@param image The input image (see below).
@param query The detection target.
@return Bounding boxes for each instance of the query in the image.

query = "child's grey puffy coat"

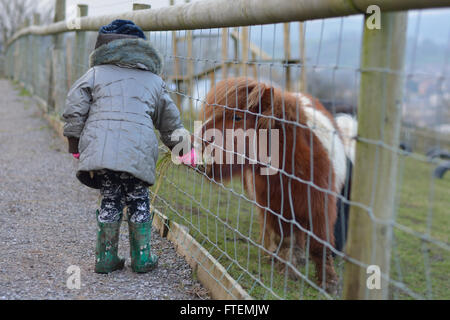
[62,38,188,189]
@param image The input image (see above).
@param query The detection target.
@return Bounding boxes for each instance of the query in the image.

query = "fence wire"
[3,4,450,300]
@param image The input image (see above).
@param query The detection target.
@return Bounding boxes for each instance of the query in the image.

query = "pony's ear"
[252,85,279,130]
[245,81,267,112]
[256,87,302,130]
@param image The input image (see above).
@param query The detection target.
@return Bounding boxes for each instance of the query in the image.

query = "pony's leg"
[258,208,267,248]
[244,170,273,251]
[309,221,338,294]
[275,228,307,279]
[293,228,306,266]
[296,229,306,250]
[257,207,279,254]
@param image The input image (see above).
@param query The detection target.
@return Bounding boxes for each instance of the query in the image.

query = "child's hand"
[72,153,80,160]
[178,148,197,167]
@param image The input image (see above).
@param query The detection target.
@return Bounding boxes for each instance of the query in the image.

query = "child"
[62,20,191,274]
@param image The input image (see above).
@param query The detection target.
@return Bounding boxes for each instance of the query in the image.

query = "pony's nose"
[196,163,212,177]
[193,122,212,151]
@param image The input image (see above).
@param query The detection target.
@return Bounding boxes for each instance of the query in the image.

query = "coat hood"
[89,38,163,75]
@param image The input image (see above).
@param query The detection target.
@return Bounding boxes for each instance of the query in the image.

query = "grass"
[18,87,32,97]
[11,80,31,97]
[11,81,32,98]
[152,148,449,300]
[389,155,450,299]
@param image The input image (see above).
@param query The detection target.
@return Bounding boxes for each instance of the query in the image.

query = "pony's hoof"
[293,247,306,266]
[317,277,339,296]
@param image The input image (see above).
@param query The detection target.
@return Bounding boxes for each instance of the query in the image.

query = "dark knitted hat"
[95,20,146,49]
[99,19,146,39]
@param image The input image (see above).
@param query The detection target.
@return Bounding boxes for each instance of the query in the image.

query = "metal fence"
[4,0,450,299]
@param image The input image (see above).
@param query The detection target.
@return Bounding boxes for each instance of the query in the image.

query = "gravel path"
[0,79,208,300]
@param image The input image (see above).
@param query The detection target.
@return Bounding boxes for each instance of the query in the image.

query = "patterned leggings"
[98,170,151,223]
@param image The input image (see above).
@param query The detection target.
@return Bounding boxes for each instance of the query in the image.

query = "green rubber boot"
[95,211,125,274]
[128,216,158,273]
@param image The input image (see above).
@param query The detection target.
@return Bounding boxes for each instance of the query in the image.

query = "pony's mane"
[199,77,316,127]
[199,78,262,121]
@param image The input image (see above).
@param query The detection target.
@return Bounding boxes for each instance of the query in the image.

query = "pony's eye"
[234,114,243,121]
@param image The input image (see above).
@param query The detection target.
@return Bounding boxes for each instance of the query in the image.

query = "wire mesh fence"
[3,0,449,300]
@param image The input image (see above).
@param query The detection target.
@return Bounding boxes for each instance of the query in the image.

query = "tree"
[0,0,54,52]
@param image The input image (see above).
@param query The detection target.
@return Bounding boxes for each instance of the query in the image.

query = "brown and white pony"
[197,77,348,292]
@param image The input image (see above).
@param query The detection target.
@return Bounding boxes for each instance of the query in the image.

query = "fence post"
[283,22,292,91]
[24,19,31,89]
[66,36,73,90]
[133,3,151,10]
[241,27,249,77]
[184,0,195,116]
[343,11,408,300]
[4,49,9,78]
[54,0,66,45]
[298,22,307,93]
[133,3,151,39]
[232,28,239,76]
[221,28,229,79]
[47,0,66,114]
[169,0,182,111]
[13,39,19,82]
[2,47,7,78]
[74,4,89,81]
[32,14,41,96]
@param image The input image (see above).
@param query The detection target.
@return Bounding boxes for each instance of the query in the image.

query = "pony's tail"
[335,114,357,164]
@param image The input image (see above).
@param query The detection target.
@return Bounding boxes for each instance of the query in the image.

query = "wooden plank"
[152,208,252,300]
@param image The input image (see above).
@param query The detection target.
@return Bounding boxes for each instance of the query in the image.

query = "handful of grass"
[151,148,203,209]
[151,150,173,208]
